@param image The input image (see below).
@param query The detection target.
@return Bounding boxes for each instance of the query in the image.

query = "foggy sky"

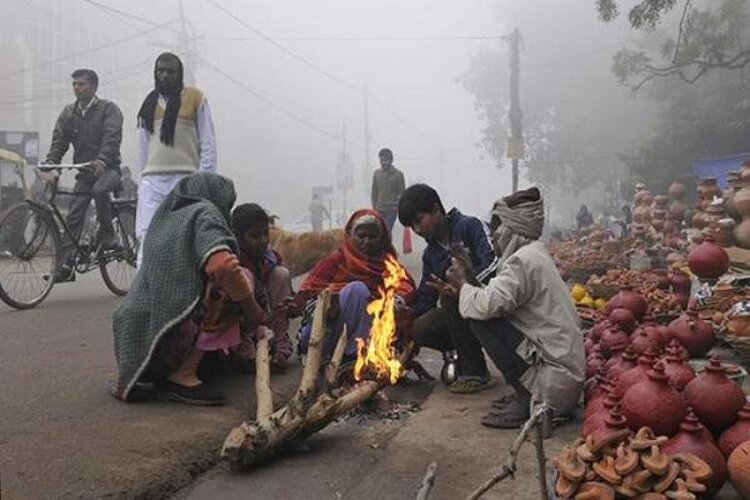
[0,0,654,225]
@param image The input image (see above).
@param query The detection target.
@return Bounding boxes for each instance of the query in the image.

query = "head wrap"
[490,187,544,264]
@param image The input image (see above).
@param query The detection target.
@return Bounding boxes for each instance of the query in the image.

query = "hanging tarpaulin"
[692,153,750,189]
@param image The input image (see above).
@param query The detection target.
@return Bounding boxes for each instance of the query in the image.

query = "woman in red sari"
[294,208,415,362]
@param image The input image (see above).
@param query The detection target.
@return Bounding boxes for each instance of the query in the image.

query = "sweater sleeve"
[45,108,71,164]
[196,98,218,172]
[458,254,527,320]
[97,102,123,168]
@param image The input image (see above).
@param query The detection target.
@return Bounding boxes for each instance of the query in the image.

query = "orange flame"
[354,254,408,384]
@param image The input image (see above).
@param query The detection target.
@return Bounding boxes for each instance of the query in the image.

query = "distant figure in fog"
[121,166,138,200]
[308,194,329,232]
[576,204,594,229]
[371,148,405,231]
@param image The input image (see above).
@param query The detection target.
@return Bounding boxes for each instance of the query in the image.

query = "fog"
[0,0,659,226]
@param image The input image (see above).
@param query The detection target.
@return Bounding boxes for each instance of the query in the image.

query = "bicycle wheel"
[100,205,137,296]
[0,202,60,309]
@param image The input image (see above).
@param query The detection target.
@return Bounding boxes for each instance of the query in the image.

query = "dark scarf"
[137,53,184,146]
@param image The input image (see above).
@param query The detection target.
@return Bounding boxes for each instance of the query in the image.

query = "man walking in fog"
[308,194,329,232]
[371,148,405,231]
[135,52,217,266]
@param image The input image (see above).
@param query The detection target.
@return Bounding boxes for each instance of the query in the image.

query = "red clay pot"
[606,286,648,321]
[629,325,662,355]
[622,361,688,437]
[728,440,750,499]
[586,352,605,380]
[660,350,695,391]
[669,270,692,294]
[607,345,638,382]
[684,355,745,435]
[662,408,728,497]
[664,338,690,361]
[608,308,637,333]
[719,402,750,458]
[589,405,632,446]
[667,311,715,358]
[599,326,631,356]
[617,348,658,393]
[688,236,730,280]
[582,389,623,437]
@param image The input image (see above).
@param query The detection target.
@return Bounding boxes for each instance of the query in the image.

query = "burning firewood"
[222,255,413,468]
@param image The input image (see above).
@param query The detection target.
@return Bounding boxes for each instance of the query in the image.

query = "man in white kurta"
[447,187,585,428]
[135,53,217,266]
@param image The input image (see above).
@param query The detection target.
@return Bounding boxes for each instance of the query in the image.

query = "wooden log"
[325,326,348,388]
[416,461,438,500]
[254,328,273,420]
[294,290,330,407]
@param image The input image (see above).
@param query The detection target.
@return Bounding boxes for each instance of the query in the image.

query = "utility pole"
[178,0,197,84]
[363,85,372,198]
[506,28,524,192]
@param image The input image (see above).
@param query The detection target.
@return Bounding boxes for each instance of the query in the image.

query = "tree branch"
[672,0,692,62]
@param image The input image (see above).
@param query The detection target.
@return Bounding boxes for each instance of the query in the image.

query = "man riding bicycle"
[43,68,124,282]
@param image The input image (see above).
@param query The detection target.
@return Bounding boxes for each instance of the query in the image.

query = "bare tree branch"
[673,0,693,62]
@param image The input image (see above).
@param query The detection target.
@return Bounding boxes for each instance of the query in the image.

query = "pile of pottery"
[554,427,712,498]
[587,270,690,315]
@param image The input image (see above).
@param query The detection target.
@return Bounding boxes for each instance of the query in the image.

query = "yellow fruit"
[594,298,607,310]
[570,284,587,302]
[579,295,594,308]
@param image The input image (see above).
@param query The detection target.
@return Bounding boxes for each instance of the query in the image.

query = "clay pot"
[687,236,729,281]
[608,308,637,333]
[607,346,638,382]
[697,177,720,202]
[582,390,623,437]
[684,355,746,435]
[630,325,663,356]
[589,405,632,446]
[667,311,715,358]
[661,349,695,391]
[668,180,687,200]
[727,439,750,499]
[589,320,611,343]
[606,286,648,321]
[734,218,750,250]
[669,271,692,295]
[668,199,687,222]
[585,366,612,404]
[622,361,688,437]
[719,402,750,458]
[586,351,605,380]
[662,408,728,497]
[599,326,631,356]
[664,339,690,361]
[734,182,750,216]
[617,348,659,393]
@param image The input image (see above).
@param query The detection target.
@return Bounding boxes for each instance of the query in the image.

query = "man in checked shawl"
[111,172,267,406]
[444,187,585,428]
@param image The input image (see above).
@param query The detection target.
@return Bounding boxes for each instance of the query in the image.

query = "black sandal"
[490,393,518,409]
[481,400,530,429]
[156,380,226,406]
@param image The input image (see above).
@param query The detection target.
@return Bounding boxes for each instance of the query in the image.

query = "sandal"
[490,393,518,409]
[448,376,496,394]
[481,399,531,429]
[156,380,226,406]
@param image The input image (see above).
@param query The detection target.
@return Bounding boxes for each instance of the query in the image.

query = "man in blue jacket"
[398,184,498,393]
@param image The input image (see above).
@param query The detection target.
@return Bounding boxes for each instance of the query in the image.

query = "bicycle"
[0,163,137,309]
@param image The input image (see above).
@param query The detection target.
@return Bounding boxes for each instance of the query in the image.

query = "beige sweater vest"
[142,87,203,175]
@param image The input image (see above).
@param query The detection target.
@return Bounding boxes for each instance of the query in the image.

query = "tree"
[598,0,750,90]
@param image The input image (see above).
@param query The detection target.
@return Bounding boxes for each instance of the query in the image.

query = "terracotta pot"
[661,349,695,390]
[606,286,648,321]
[734,218,750,250]
[668,180,687,200]
[719,402,750,458]
[599,326,631,356]
[589,405,632,446]
[608,308,637,333]
[617,348,658,393]
[662,408,728,497]
[622,361,688,437]
[691,207,707,229]
[586,351,605,380]
[664,339,690,361]
[669,271,692,294]
[585,366,612,404]
[582,390,623,437]
[667,311,715,358]
[735,183,750,216]
[684,355,745,435]
[687,236,729,281]
[607,345,638,382]
[629,326,662,356]
[698,177,720,202]
[603,344,627,371]
[727,439,750,499]
[668,199,687,222]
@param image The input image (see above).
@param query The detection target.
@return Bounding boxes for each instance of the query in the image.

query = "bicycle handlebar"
[35,162,92,170]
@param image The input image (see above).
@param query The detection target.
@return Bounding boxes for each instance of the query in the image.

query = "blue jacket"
[412,208,498,316]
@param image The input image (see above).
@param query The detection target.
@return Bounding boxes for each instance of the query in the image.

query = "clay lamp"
[622,361,688,437]
[573,482,615,500]
[660,348,695,391]
[662,408,728,497]
[607,345,638,382]
[555,444,587,483]
[684,355,745,435]
[617,347,659,393]
[718,401,750,458]
[666,311,715,358]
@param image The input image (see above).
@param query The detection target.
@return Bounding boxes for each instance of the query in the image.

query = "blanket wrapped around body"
[112,172,238,401]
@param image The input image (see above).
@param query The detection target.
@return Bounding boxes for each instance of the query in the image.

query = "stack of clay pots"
[733,165,750,249]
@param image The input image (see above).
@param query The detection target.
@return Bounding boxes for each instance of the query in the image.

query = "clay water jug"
[622,361,688,437]
[684,356,745,435]
[687,236,729,281]
[719,402,750,458]
[606,286,648,321]
[667,311,715,358]
[668,180,687,200]
[607,345,638,381]
[617,348,658,393]
[660,349,695,391]
[582,389,623,437]
[586,351,605,380]
[662,409,727,497]
[629,325,662,355]
[723,171,741,219]
[727,440,750,499]
[669,270,692,294]
[599,326,631,356]
[608,308,637,333]
[664,338,690,361]
[589,405,632,446]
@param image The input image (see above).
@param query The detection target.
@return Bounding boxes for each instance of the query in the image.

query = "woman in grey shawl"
[445,187,585,428]
[111,172,266,406]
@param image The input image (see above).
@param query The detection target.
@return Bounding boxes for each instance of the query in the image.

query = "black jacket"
[45,98,123,169]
